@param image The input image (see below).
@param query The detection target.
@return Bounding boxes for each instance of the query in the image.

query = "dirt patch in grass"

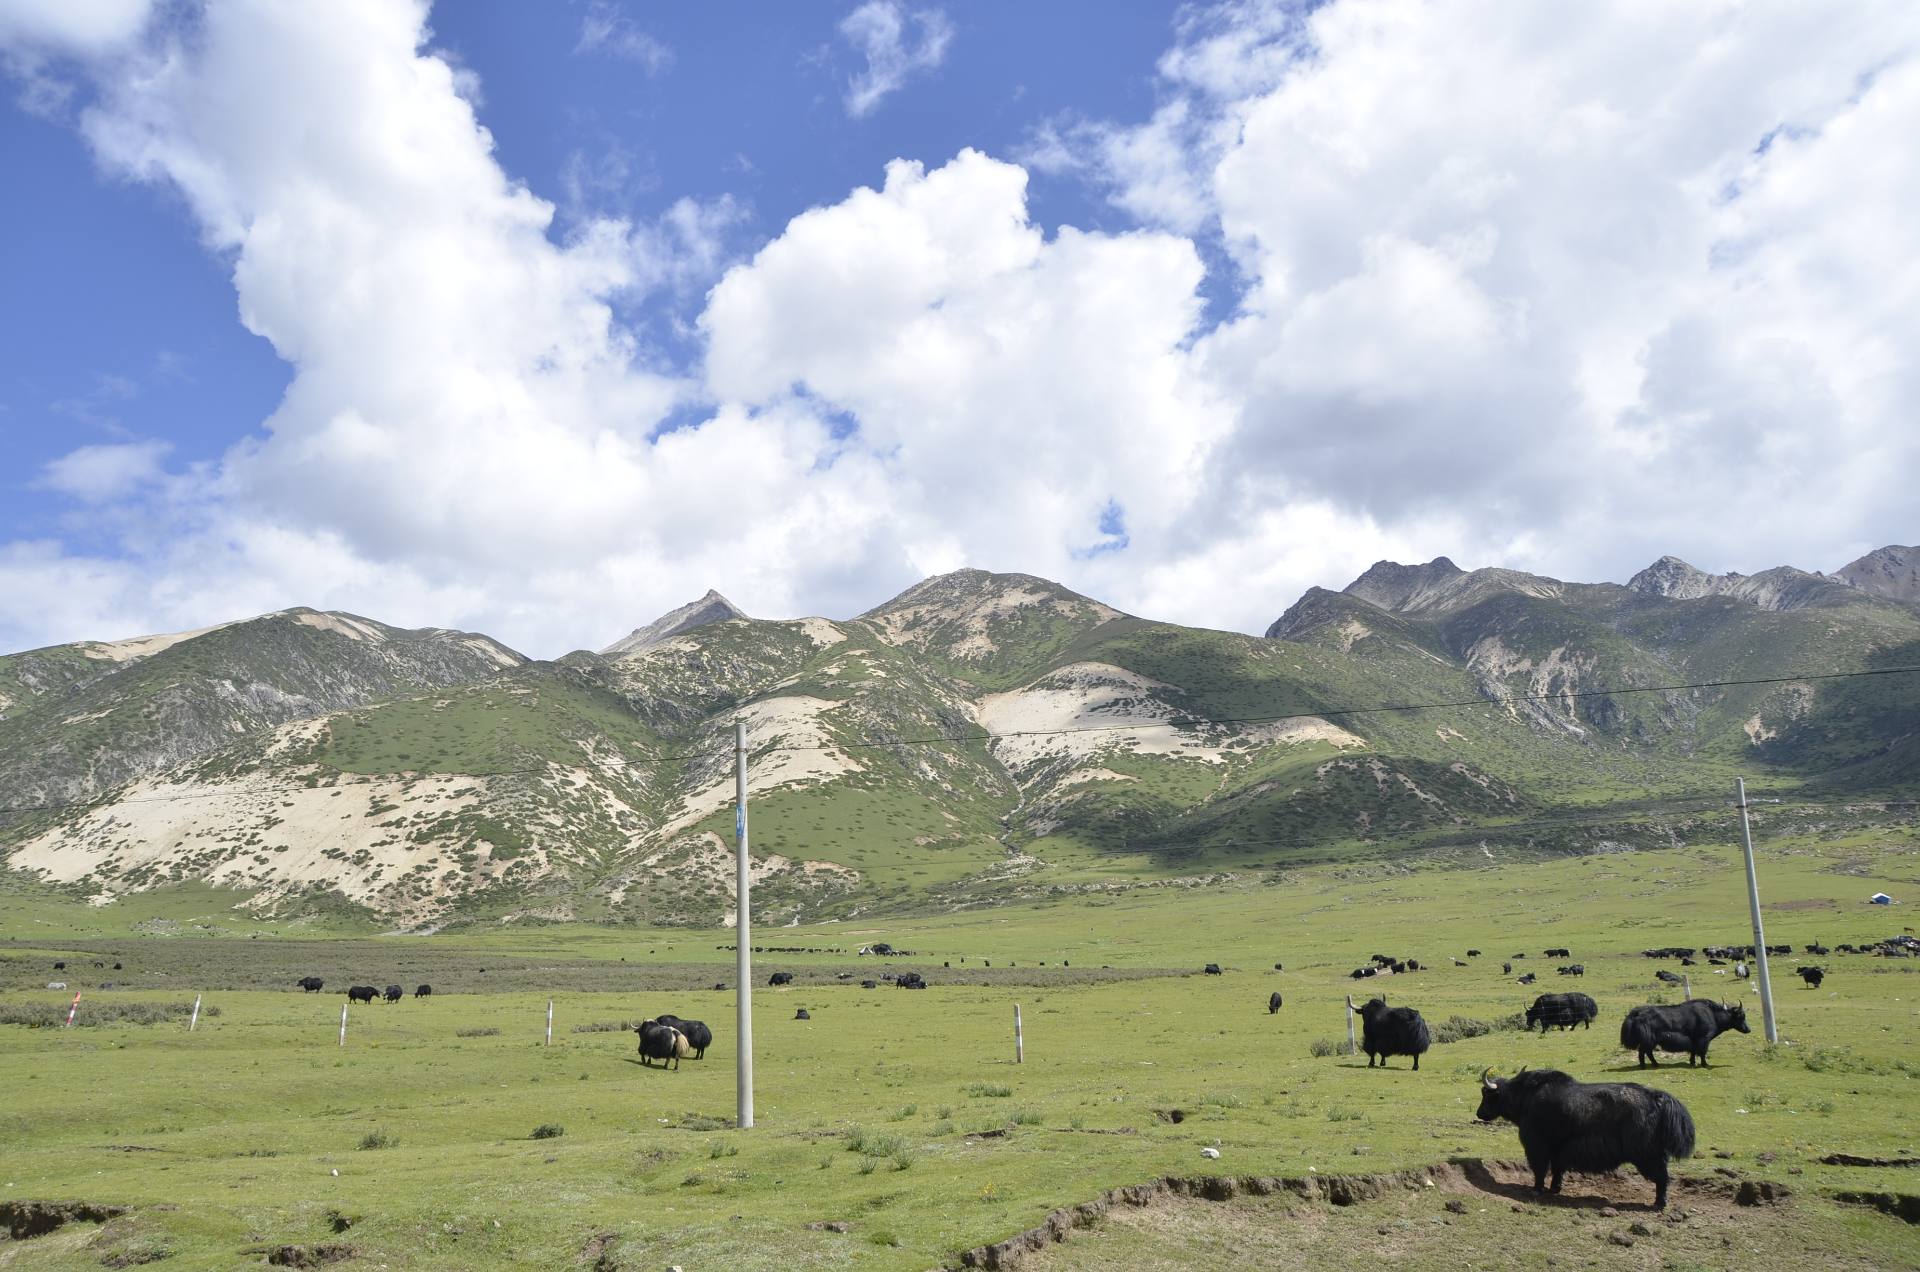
[1768,898,1837,911]
[259,1242,357,1267]
[954,1159,1912,1272]
[1,1199,129,1240]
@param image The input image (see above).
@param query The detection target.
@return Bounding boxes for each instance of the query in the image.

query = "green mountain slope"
[2,553,1916,927]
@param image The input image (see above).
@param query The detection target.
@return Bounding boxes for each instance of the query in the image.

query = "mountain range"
[2,546,1915,928]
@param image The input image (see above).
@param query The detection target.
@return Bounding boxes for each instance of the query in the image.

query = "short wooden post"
[1345,995,1356,1055]
[1013,1004,1024,1064]
[64,991,81,1029]
[546,999,554,1047]
[1682,975,1692,1001]
[339,1003,348,1048]
[189,994,202,1032]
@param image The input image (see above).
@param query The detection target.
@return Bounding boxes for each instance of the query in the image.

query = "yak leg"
[1642,1158,1670,1210]
[1549,1163,1564,1194]
[1411,1053,1420,1071]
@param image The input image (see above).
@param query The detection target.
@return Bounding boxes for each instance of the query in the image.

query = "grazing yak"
[1556,964,1585,977]
[1620,1001,1750,1068]
[1517,972,1537,985]
[414,984,432,998]
[1203,963,1223,975]
[1527,992,1599,1032]
[297,977,324,993]
[346,985,377,1004]
[1466,949,1482,958]
[383,985,403,1003]
[655,1014,712,1059]
[1544,948,1571,958]
[1654,969,1684,986]
[795,1009,811,1020]
[896,972,928,989]
[1268,991,1283,1015]
[1798,966,1825,989]
[769,972,794,987]
[1356,998,1431,1071]
[1476,1067,1696,1210]
[636,1020,692,1069]
[1502,962,1512,975]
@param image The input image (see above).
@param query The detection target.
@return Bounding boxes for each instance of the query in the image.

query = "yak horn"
[1481,1067,1497,1088]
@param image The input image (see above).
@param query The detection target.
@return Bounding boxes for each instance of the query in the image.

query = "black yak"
[861,979,877,989]
[1356,998,1431,1071]
[769,972,794,986]
[795,1008,810,1020]
[383,984,403,1003]
[1267,991,1283,1015]
[1620,1001,1749,1068]
[1517,972,1537,985]
[636,1019,691,1069]
[655,1014,712,1059]
[297,976,324,993]
[1654,969,1684,985]
[345,985,377,1004]
[1502,962,1512,975]
[1556,964,1585,977]
[1467,949,1481,957]
[1475,1067,1696,1209]
[1203,963,1223,975]
[1798,966,1825,989]
[1526,992,1599,1032]
[414,984,431,998]
[896,972,927,989]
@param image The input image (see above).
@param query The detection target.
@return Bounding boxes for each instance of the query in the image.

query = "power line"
[1,665,1915,819]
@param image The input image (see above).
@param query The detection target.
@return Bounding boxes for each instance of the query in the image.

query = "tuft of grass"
[530,1124,565,1140]
[570,1020,626,1033]
[890,1103,917,1121]
[455,1026,500,1038]
[963,1082,1012,1098]
[708,1140,738,1159]
[1308,1037,1348,1058]
[1325,1106,1361,1123]
[846,1128,908,1156]
[1429,1015,1496,1045]
[357,1130,397,1150]
[1198,1092,1242,1109]
[1009,1109,1043,1126]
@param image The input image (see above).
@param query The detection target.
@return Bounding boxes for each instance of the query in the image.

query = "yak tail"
[1411,1017,1432,1053]
[1654,1090,1696,1161]
[1619,1014,1648,1050]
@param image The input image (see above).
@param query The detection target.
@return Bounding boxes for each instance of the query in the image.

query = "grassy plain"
[1,830,1918,1269]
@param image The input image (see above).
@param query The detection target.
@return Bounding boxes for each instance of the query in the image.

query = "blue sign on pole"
[735,805,745,842]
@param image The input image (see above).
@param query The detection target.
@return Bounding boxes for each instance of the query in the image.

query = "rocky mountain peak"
[1836,545,1920,603]
[1626,555,1719,599]
[1342,557,1467,612]
[601,590,749,657]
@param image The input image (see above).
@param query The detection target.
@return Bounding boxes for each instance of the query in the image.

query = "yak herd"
[246,931,1914,1215]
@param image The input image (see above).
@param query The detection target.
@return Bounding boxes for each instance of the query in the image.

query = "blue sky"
[0,1,1914,657]
[0,2,1174,549]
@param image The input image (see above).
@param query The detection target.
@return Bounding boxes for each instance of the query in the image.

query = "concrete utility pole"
[1737,778,1780,1043]
[736,719,755,1128]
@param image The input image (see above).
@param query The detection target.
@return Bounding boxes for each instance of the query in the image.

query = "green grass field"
[2,829,1918,1268]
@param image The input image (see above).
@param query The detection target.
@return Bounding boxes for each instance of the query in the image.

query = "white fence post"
[339,1003,348,1048]
[64,991,81,1029]
[1014,1003,1024,1064]
[189,994,202,1032]
[546,999,554,1047]
[1345,995,1356,1056]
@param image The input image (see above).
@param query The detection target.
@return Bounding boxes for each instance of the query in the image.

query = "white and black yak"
[1357,997,1431,1070]
[637,1019,692,1070]
[1526,992,1599,1032]
[1619,1000,1749,1068]
[654,1014,712,1059]
[1476,1067,1696,1209]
